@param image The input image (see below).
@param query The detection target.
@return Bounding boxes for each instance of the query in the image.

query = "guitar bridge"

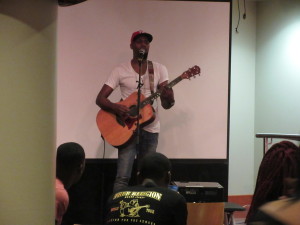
[116,115,142,129]
[124,115,142,129]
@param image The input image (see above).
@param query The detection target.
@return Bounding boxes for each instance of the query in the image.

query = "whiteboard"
[57,0,230,159]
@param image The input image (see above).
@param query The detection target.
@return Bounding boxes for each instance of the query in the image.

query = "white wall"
[229,0,257,195]
[230,0,300,196]
[254,0,300,179]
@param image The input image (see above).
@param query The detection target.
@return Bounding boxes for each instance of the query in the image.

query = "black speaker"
[173,181,224,203]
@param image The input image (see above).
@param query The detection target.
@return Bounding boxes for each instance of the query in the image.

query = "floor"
[235,218,246,225]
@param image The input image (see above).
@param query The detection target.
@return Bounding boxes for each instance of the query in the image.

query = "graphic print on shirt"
[110,190,163,220]
[119,199,150,217]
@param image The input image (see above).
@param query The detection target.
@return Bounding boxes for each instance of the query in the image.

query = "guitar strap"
[148,60,155,95]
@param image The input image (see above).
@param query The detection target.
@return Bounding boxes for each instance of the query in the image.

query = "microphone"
[138,49,146,62]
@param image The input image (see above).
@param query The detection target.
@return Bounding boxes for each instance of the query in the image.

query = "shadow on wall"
[0,0,57,30]
[58,0,87,7]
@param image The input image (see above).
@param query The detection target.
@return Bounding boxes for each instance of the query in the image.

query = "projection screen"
[57,0,230,159]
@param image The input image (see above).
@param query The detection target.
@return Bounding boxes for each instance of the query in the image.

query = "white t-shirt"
[105,61,169,133]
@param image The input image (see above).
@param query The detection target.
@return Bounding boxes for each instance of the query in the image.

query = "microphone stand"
[135,58,143,156]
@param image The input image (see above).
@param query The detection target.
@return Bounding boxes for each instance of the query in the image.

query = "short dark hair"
[138,152,171,180]
[56,142,85,171]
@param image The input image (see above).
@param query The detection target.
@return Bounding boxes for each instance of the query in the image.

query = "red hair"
[246,141,300,223]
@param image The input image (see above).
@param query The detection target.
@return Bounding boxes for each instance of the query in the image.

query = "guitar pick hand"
[112,103,130,119]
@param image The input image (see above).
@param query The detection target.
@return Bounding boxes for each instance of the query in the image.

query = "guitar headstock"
[181,65,201,79]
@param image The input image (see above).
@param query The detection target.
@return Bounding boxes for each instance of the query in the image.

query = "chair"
[224,202,246,225]
[187,202,224,225]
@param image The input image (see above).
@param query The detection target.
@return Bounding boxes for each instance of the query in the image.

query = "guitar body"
[96,92,155,148]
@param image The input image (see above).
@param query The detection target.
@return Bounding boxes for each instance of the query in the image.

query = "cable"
[100,137,106,224]
[103,139,106,159]
[243,0,247,19]
[235,0,241,33]
[101,135,106,159]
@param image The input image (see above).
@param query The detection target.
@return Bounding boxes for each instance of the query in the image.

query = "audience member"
[55,142,86,225]
[246,141,300,224]
[105,152,187,225]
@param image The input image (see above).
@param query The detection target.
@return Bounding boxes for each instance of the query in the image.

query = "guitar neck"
[141,76,183,108]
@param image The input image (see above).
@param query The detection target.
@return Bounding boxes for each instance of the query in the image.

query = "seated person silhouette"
[249,142,300,225]
[246,141,299,224]
[105,152,187,225]
[55,142,85,225]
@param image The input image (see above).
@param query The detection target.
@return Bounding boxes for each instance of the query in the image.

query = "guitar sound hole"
[128,105,138,117]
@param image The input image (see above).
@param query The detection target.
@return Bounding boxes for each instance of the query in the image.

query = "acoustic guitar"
[96,65,201,148]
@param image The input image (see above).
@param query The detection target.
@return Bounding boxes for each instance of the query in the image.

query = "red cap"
[130,30,153,43]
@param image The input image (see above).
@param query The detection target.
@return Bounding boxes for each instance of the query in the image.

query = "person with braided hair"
[246,141,300,224]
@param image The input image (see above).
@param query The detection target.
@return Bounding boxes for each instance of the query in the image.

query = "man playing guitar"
[96,30,175,192]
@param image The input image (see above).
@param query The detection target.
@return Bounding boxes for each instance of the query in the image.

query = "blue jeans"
[113,130,159,192]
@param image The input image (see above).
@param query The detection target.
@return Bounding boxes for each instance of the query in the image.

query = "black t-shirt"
[105,185,187,225]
